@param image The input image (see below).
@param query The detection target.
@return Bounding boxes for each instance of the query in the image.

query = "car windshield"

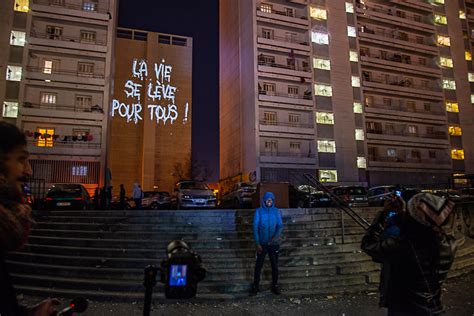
[180,182,209,190]
[47,185,82,198]
[348,187,367,195]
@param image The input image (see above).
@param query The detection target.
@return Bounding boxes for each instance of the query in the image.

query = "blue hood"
[262,192,276,209]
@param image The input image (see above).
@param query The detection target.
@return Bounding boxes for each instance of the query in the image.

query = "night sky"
[118,0,220,181]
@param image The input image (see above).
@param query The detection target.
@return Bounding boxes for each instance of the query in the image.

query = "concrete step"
[28,227,365,240]
[8,251,370,270]
[24,233,365,249]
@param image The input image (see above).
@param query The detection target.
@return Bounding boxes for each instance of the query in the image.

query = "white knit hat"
[407,193,455,227]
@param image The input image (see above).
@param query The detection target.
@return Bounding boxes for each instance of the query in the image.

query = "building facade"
[220,0,474,187]
[108,28,192,193]
[1,0,117,192]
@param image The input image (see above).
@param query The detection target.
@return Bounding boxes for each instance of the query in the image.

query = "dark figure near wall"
[119,184,126,210]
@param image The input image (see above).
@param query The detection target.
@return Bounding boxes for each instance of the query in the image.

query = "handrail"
[303,173,371,231]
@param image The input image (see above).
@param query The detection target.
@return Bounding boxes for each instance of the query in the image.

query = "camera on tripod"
[143,240,206,314]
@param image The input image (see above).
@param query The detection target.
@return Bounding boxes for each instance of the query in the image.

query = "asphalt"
[18,271,474,316]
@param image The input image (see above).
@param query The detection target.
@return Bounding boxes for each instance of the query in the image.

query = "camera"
[160,240,206,299]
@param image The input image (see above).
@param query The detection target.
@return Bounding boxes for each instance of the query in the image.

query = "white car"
[172,181,217,209]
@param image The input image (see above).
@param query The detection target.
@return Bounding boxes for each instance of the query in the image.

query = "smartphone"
[169,264,187,287]
[387,211,396,218]
[395,190,402,197]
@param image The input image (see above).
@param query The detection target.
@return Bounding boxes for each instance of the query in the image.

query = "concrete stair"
[7,208,474,301]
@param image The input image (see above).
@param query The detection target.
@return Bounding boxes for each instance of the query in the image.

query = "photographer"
[0,122,60,316]
[361,192,457,316]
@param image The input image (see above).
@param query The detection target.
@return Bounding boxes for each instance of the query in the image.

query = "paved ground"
[19,272,474,316]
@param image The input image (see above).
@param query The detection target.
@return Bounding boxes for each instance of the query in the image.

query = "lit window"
[434,14,447,24]
[442,79,456,90]
[437,35,450,46]
[387,148,397,157]
[310,7,327,20]
[357,157,367,169]
[43,60,60,74]
[36,128,55,148]
[40,92,57,104]
[469,73,474,82]
[317,140,336,153]
[433,0,444,4]
[466,51,472,61]
[347,26,357,38]
[353,102,363,113]
[355,129,365,141]
[446,102,459,113]
[316,112,334,124]
[14,0,29,12]
[313,57,331,70]
[449,126,462,136]
[10,31,26,46]
[408,125,418,134]
[83,1,96,11]
[460,10,466,19]
[312,31,329,45]
[351,76,361,87]
[260,4,272,13]
[439,57,453,68]
[349,50,358,62]
[314,84,332,97]
[345,2,354,13]
[319,170,337,182]
[72,166,88,176]
[6,65,22,81]
[451,149,464,160]
[3,102,19,118]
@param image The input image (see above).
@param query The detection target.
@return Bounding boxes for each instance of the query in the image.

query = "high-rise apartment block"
[220,0,474,187]
[1,0,117,190]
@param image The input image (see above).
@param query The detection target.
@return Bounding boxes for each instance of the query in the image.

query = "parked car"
[368,185,398,206]
[110,196,134,210]
[289,185,333,208]
[172,180,217,209]
[141,191,172,210]
[220,182,256,209]
[331,186,369,207]
[44,184,93,210]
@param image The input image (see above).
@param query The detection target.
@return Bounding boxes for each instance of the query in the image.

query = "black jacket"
[0,255,26,316]
[361,212,457,315]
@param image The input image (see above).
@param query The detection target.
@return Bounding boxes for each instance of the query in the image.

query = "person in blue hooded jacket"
[249,192,283,296]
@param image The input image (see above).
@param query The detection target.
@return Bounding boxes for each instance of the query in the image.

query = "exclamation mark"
[182,102,189,124]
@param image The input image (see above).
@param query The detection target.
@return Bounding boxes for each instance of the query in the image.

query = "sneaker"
[249,284,259,296]
[271,285,281,295]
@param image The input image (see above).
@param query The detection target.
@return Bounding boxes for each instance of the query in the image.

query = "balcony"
[257,60,312,78]
[356,3,435,31]
[362,77,443,99]
[366,129,448,143]
[21,102,104,120]
[258,90,313,106]
[360,53,440,76]
[368,156,452,169]
[358,27,438,54]
[26,67,105,86]
[27,140,102,156]
[388,0,433,13]
[257,34,310,52]
[31,0,110,19]
[256,7,309,29]
[365,103,445,117]
[259,120,314,135]
[259,151,317,165]
[29,31,108,53]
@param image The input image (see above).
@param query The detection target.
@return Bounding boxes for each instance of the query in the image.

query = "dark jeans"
[253,244,279,287]
[134,198,142,210]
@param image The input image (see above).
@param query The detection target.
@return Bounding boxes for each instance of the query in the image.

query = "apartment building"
[220,0,474,187]
[1,0,117,191]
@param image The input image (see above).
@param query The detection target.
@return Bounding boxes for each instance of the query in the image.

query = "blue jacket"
[253,192,283,246]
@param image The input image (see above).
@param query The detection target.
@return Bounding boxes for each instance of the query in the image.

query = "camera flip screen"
[169,265,187,287]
